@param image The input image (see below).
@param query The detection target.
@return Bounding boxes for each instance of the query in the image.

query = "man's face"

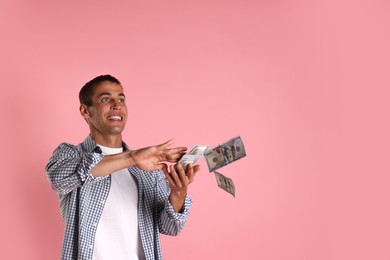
[80,81,128,137]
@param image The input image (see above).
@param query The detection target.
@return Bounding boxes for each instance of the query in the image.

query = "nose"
[111,100,122,110]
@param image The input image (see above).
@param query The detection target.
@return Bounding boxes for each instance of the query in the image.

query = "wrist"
[128,151,136,166]
[169,192,187,213]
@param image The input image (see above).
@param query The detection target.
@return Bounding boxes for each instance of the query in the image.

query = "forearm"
[91,150,136,176]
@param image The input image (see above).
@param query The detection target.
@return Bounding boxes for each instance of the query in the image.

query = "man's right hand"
[129,140,187,171]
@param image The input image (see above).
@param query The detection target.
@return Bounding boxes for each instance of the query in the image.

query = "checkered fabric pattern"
[46,135,192,260]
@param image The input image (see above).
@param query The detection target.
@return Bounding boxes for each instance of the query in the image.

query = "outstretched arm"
[92,139,187,176]
[46,140,187,194]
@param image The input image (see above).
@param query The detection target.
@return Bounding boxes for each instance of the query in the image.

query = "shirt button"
[93,223,97,227]
[89,244,93,249]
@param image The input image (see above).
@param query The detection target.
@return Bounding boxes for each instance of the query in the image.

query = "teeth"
[108,116,121,120]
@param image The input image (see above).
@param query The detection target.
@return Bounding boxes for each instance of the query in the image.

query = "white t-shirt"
[92,145,145,260]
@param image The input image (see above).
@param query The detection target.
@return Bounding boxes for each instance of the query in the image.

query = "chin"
[111,129,124,135]
[103,126,123,135]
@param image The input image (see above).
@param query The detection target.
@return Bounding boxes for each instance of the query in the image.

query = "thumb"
[157,163,168,175]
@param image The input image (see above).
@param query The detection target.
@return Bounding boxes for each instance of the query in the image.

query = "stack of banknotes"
[178,145,211,169]
[178,136,246,197]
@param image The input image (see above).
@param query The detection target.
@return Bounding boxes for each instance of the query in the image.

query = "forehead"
[92,81,124,97]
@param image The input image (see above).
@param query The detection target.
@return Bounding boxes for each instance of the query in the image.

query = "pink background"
[1,0,390,259]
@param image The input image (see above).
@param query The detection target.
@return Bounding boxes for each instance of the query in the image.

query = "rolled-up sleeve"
[158,195,192,236]
[45,143,106,195]
[155,172,192,236]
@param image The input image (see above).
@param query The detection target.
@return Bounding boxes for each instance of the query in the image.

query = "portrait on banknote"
[220,136,246,163]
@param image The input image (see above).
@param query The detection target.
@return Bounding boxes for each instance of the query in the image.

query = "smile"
[107,115,122,121]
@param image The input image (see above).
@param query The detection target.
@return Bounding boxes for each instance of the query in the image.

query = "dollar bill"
[204,146,227,172]
[178,145,210,169]
[214,171,235,197]
[204,136,246,172]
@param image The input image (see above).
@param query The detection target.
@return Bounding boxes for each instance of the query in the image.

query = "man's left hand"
[161,163,200,212]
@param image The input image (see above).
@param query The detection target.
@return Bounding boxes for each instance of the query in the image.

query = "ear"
[79,104,90,120]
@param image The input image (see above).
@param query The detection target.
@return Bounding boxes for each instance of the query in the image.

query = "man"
[46,75,200,260]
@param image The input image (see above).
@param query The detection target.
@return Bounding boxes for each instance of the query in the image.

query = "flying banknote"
[204,136,246,172]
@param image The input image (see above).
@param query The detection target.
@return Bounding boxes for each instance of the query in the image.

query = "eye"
[118,98,126,103]
[102,97,110,103]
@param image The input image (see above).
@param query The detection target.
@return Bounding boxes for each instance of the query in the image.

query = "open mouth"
[107,115,122,121]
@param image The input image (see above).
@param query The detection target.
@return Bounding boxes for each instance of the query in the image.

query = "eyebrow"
[97,92,126,98]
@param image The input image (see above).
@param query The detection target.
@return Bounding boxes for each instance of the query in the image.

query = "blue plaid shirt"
[46,135,192,260]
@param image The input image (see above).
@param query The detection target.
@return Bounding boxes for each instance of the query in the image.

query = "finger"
[156,149,178,162]
[160,163,168,175]
[158,139,175,149]
[165,152,187,163]
[165,146,188,155]
[170,164,182,187]
[177,163,189,183]
[193,165,201,174]
[188,165,200,183]
[163,166,176,187]
[165,148,187,161]
[185,164,195,183]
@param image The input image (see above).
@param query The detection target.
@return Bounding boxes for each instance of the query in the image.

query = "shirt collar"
[81,134,130,153]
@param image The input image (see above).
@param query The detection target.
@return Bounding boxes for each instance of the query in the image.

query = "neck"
[91,132,123,148]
